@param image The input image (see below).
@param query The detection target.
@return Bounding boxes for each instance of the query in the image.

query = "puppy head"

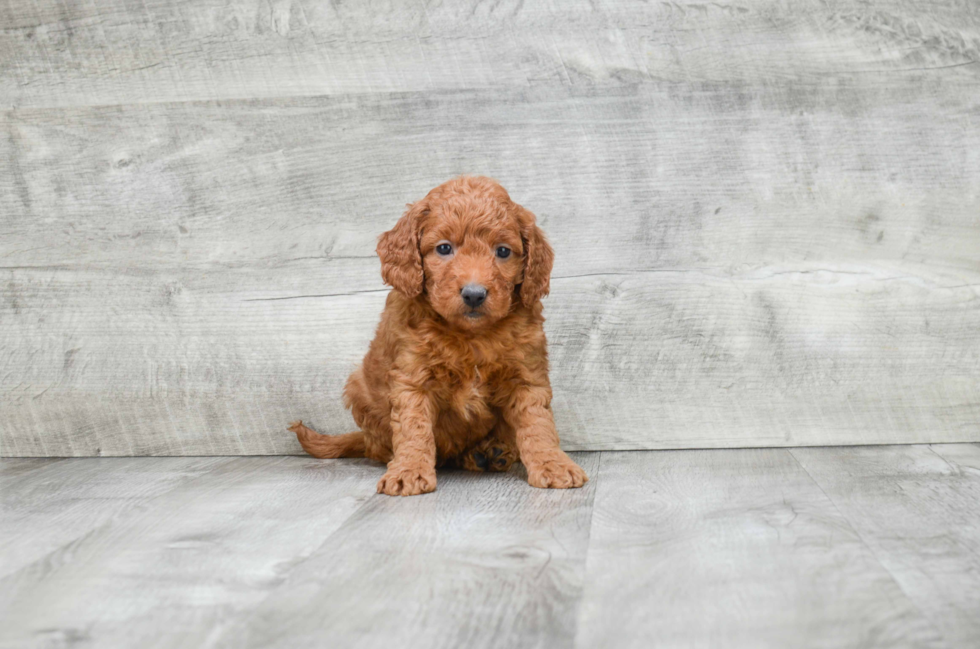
[377,176,554,330]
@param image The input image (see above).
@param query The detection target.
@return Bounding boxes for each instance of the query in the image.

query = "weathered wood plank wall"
[1,1,978,455]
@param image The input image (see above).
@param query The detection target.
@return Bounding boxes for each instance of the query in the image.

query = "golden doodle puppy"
[289,176,587,496]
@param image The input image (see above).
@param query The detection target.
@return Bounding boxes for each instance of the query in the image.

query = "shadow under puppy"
[289,176,587,496]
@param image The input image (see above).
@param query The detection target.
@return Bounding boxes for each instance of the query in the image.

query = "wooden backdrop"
[1,0,978,456]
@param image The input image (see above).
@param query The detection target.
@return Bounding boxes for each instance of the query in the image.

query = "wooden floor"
[2,445,979,648]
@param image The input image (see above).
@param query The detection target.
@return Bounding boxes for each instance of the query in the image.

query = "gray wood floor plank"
[211,453,601,649]
[575,449,947,649]
[0,456,382,649]
[929,442,980,472]
[0,458,64,484]
[791,444,980,647]
[1,0,977,108]
[3,80,979,455]
[0,456,226,579]
[3,449,979,647]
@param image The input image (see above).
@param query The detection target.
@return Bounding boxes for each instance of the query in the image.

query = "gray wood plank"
[931,442,980,471]
[2,449,979,647]
[4,85,980,274]
[0,456,225,578]
[1,0,977,108]
[576,449,947,649]
[211,453,600,649]
[0,458,63,483]
[0,455,382,649]
[2,78,978,455]
[791,444,980,647]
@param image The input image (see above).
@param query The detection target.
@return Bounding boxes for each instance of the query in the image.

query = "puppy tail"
[288,420,366,458]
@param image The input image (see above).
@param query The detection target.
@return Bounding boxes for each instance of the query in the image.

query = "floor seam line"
[786,448,951,648]
[925,445,960,473]
[568,450,603,649]
[202,461,387,646]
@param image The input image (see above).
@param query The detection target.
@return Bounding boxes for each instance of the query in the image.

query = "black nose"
[461,284,488,308]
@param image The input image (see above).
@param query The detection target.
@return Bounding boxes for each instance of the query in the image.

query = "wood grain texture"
[791,444,980,647]
[0,455,383,649]
[1,0,977,108]
[2,2,979,455]
[0,458,62,483]
[212,453,600,649]
[6,448,980,648]
[575,449,947,649]
[0,456,224,579]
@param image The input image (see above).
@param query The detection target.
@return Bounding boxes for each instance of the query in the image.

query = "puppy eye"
[435,243,453,256]
[495,246,511,259]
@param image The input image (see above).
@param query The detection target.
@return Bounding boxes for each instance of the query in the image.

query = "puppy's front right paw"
[377,464,437,496]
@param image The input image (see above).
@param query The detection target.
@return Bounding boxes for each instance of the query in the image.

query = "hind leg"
[459,420,518,473]
[343,367,394,465]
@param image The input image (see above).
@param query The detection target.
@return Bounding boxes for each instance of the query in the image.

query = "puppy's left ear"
[377,200,427,297]
[515,204,555,307]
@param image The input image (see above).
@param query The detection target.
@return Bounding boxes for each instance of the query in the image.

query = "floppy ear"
[377,201,427,297]
[515,205,555,307]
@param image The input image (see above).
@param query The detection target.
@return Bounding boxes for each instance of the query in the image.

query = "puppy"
[288,176,587,496]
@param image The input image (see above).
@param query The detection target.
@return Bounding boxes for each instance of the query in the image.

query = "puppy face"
[418,196,524,329]
[377,177,554,331]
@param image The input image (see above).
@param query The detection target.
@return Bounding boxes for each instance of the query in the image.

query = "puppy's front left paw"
[377,464,437,496]
[525,453,589,489]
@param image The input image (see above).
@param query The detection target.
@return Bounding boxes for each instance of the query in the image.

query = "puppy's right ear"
[377,201,427,297]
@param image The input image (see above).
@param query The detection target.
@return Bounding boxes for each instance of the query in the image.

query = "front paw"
[377,464,437,496]
[525,453,589,489]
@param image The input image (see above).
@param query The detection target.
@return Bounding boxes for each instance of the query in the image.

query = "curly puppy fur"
[289,176,587,496]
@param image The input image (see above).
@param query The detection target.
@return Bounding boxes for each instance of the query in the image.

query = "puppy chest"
[441,366,494,422]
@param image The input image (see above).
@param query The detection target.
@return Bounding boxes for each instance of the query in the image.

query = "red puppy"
[289,176,587,496]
